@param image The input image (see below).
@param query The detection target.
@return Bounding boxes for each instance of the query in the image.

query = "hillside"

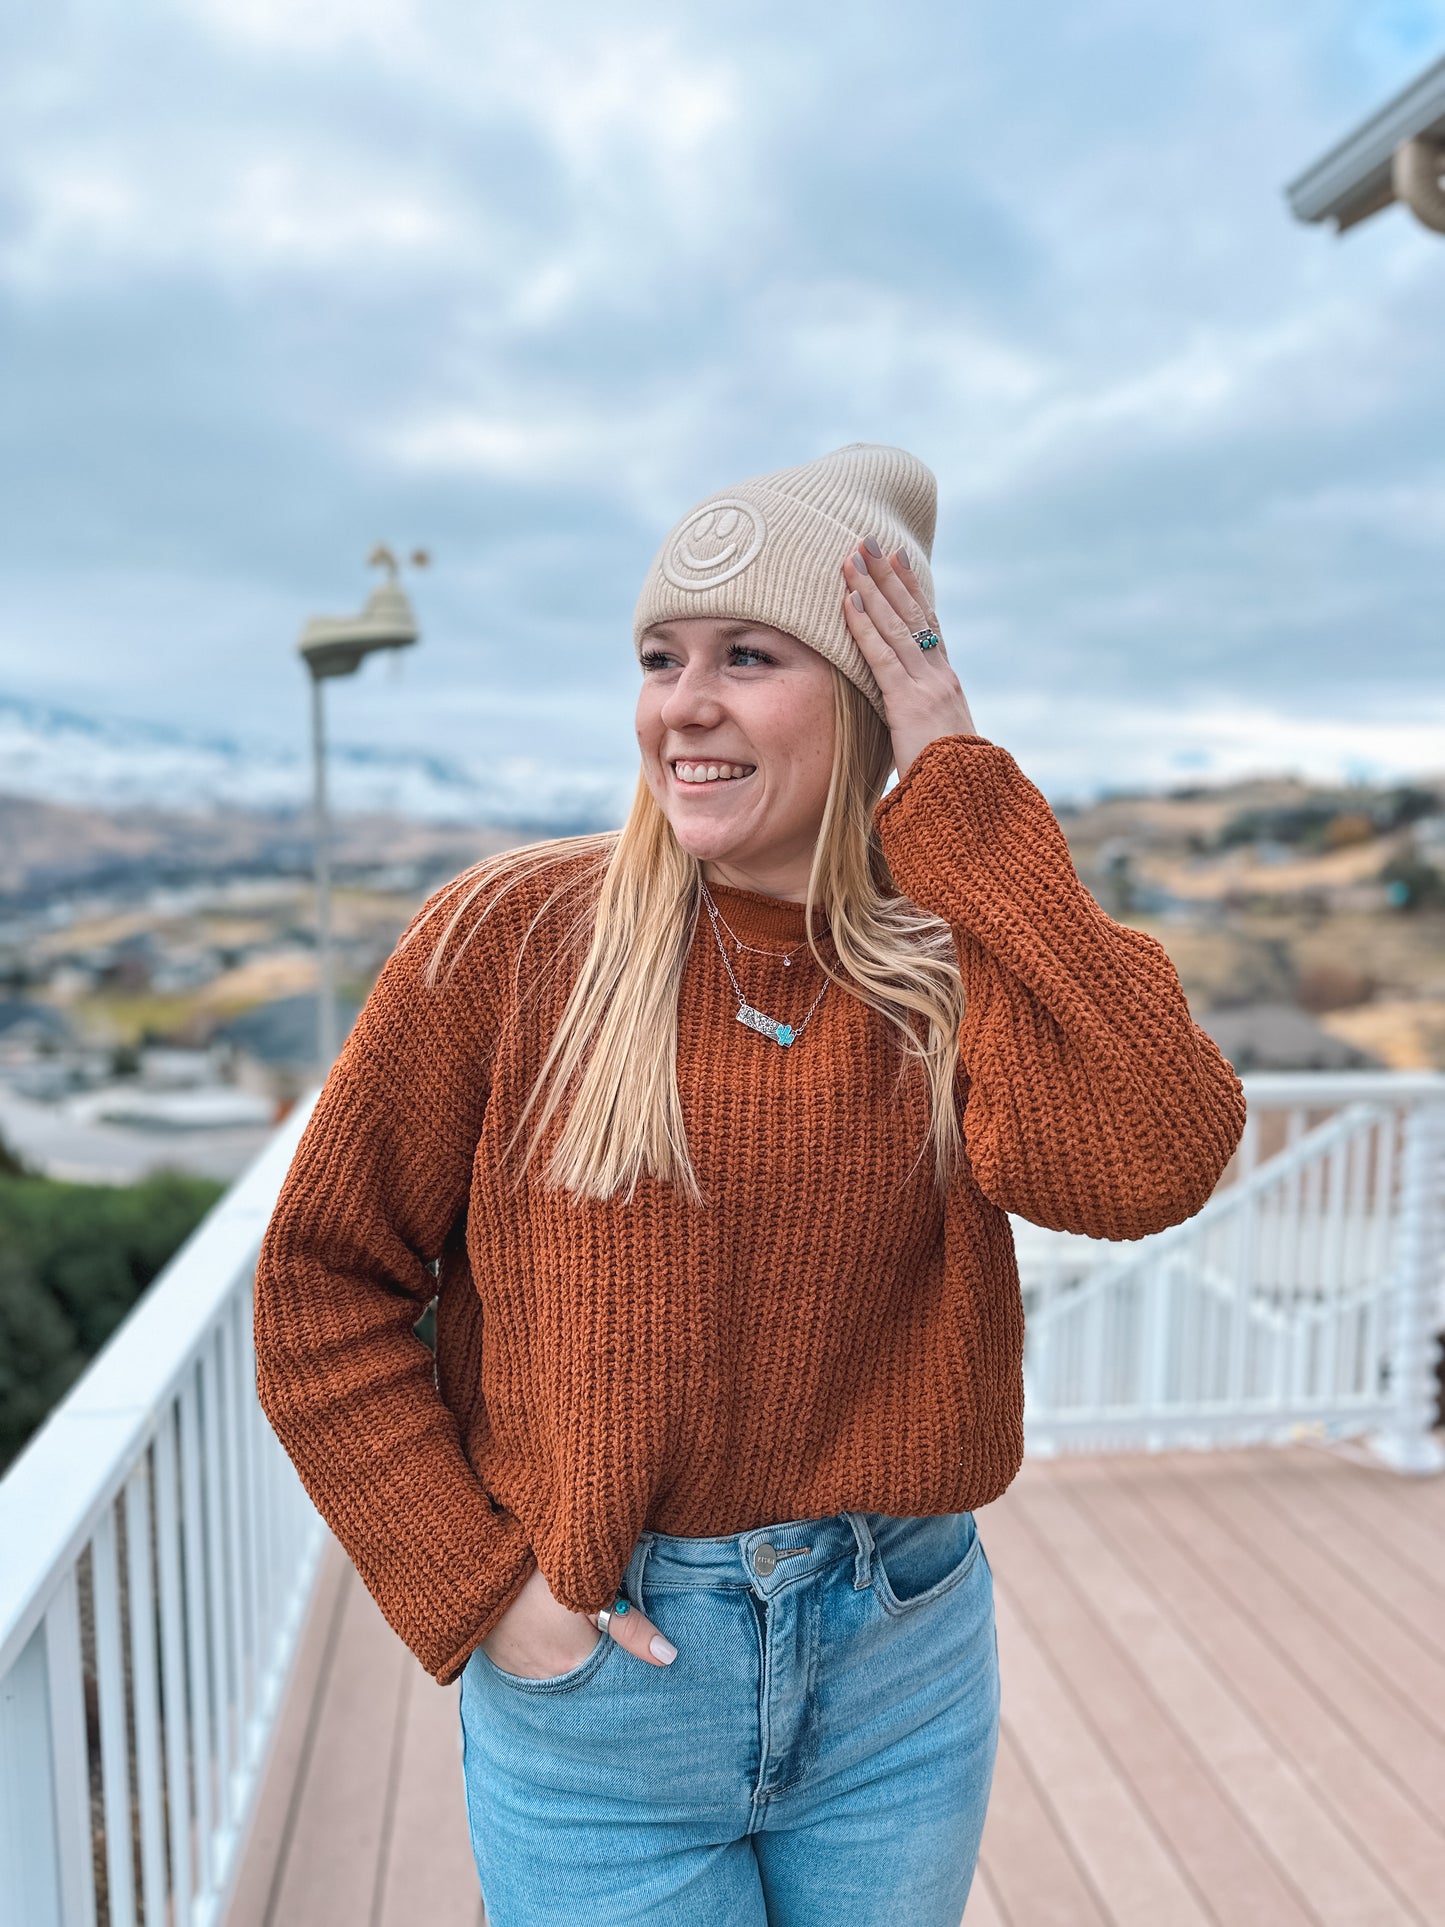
[1057,771,1445,1069]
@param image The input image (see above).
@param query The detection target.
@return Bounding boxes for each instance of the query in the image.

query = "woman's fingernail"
[862,535,883,558]
[650,1635,678,1663]
[853,550,869,573]
[850,590,865,611]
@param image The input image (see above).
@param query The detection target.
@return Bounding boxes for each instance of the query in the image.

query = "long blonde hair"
[412,669,966,1205]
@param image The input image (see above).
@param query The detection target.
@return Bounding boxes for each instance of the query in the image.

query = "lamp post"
[297,546,428,1067]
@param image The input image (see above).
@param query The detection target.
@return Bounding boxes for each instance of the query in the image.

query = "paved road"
[0,1084,274,1184]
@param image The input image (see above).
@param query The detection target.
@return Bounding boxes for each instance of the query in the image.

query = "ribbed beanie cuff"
[632,443,937,724]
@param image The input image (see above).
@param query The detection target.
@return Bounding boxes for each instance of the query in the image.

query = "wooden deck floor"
[226,1445,1445,1927]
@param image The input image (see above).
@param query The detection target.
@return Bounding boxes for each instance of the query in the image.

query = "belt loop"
[844,1511,874,1591]
[624,1533,654,1605]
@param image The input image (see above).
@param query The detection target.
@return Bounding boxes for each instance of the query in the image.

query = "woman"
[255,443,1246,1925]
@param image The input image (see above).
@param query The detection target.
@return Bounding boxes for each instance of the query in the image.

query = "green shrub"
[0,1168,224,1470]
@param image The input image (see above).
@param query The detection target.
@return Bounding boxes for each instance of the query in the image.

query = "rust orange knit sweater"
[254,734,1245,1683]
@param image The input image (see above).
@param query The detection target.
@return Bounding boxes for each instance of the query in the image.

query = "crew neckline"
[701,880,830,945]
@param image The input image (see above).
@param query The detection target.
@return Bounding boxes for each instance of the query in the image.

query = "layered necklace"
[699,881,830,1049]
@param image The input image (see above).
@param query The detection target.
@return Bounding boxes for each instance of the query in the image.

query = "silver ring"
[595,1596,629,1636]
[912,627,942,651]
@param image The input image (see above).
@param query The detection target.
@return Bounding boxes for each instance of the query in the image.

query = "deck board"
[224,1445,1445,1926]
[375,1659,485,1927]
[991,1584,1211,1926]
[979,1484,1312,1925]
[1089,1462,1444,1922]
[1183,1464,1445,1735]
[1242,1455,1445,1660]
[1005,1470,1401,1925]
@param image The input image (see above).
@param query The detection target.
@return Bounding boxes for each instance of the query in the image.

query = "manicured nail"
[853,550,869,573]
[894,548,912,570]
[862,535,883,558]
[650,1635,677,1663]
[850,590,864,610]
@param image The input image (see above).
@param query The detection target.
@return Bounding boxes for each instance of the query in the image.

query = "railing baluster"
[235,1294,265,1745]
[123,1461,168,1927]
[92,1509,138,1927]
[1317,1131,1349,1403]
[153,1410,194,1927]
[218,1309,251,1751]
[178,1371,216,1897]
[1225,1181,1254,1409]
[43,1572,98,1927]
[199,1335,236,1831]
[1342,1123,1369,1394]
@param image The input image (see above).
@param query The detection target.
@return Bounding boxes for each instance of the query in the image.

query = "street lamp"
[1286,53,1445,235]
[297,545,428,1067]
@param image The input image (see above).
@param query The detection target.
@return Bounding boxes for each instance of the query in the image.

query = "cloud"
[1,0,1443,807]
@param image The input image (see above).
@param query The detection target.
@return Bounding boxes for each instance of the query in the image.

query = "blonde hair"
[411,669,966,1205]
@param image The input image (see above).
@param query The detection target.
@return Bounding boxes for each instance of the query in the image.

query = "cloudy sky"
[2,0,1444,812]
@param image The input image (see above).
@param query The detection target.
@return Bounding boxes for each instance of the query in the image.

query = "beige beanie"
[632,442,937,725]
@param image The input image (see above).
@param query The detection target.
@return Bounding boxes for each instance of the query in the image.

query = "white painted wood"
[124,1463,168,1927]
[0,1098,326,1927]
[179,1370,217,1897]
[0,1098,316,1677]
[201,1337,236,1827]
[0,1622,62,1927]
[92,1511,138,1927]
[43,1574,97,1927]
[1021,1079,1445,1466]
[154,1413,196,1926]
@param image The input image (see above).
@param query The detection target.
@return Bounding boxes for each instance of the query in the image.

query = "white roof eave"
[1286,53,1445,230]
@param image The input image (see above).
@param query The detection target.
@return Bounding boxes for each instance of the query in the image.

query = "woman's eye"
[730,647,772,667]
[639,650,673,671]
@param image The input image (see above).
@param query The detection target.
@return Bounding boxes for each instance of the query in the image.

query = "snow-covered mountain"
[0,693,630,829]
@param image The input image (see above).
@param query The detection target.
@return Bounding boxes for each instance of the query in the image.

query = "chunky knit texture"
[254,735,1246,1684]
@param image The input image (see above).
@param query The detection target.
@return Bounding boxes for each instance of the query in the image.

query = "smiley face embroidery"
[660,498,767,591]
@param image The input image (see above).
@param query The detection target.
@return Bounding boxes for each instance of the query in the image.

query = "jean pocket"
[869,1511,982,1617]
[475,1630,614,1695]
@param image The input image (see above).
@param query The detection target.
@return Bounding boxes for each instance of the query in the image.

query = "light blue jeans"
[459,1509,1000,1924]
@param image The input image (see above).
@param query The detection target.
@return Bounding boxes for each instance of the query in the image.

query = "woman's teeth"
[672,761,756,785]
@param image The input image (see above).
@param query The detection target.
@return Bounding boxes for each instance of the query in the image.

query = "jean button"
[753,1542,778,1577]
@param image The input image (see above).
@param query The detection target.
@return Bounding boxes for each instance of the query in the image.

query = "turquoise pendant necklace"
[699,883,830,1048]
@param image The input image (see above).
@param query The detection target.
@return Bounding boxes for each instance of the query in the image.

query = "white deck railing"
[1018,1072,1445,1470]
[1,1071,1442,1924]
[0,1097,322,1927]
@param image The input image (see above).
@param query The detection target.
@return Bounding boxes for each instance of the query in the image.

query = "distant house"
[215,994,360,1096]
[0,999,71,1049]
[1199,1005,1385,1074]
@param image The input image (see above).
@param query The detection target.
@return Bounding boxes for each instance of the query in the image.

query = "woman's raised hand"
[841,541,977,782]
[478,1563,676,1679]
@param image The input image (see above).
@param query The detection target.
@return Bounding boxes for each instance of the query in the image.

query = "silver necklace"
[699,882,830,1049]
[706,896,805,966]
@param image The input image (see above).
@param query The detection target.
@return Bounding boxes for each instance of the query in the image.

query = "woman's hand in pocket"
[480,1564,676,1679]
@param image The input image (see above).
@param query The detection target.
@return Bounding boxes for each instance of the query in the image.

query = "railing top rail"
[0,1093,317,1679]
[1239,1069,1445,1106]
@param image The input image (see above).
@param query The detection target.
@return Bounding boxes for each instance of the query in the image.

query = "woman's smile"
[669,758,757,787]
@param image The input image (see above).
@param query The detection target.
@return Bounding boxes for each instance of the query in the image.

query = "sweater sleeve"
[874,734,1246,1240]
[253,892,536,1684]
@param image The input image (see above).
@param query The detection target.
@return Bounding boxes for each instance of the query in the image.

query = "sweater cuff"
[873,733,1084,931]
[431,1509,538,1686]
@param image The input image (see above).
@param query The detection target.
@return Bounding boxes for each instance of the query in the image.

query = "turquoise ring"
[595,1597,630,1634]
[912,627,942,651]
